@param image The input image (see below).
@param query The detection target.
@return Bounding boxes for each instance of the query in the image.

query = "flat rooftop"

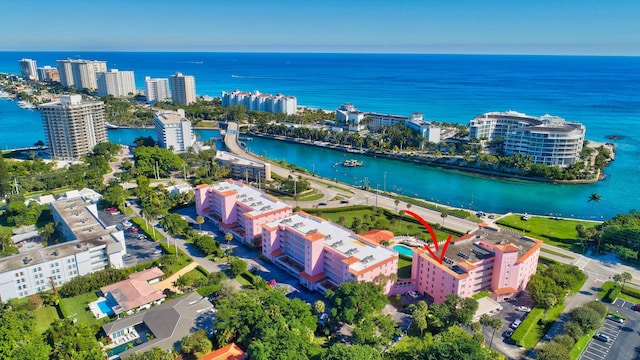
[0,234,122,272]
[212,181,290,217]
[266,212,397,273]
[444,225,540,266]
[216,151,266,168]
[51,197,118,242]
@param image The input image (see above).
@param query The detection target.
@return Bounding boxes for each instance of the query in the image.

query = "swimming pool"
[97,293,118,316]
[393,245,415,257]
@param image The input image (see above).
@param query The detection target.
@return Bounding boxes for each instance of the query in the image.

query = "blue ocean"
[0,52,639,219]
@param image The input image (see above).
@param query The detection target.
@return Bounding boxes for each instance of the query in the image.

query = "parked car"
[340,199,349,204]
[502,330,514,338]
[517,306,532,312]
[607,314,624,324]
[121,220,132,228]
[408,291,420,299]
[594,333,610,342]
[510,319,522,329]
[632,304,640,311]
[318,313,329,326]
[318,202,327,206]
[129,227,139,233]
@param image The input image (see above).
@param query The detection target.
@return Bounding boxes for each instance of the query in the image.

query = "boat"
[17,100,36,109]
[105,122,120,129]
[342,159,363,167]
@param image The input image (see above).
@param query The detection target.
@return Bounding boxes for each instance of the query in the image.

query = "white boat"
[105,122,120,129]
[342,159,363,167]
[17,100,36,109]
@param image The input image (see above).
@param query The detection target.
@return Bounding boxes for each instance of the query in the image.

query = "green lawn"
[497,215,597,252]
[570,328,597,359]
[598,281,640,303]
[398,258,412,279]
[34,305,61,333]
[512,304,565,348]
[310,206,455,241]
[59,292,102,327]
[540,247,575,260]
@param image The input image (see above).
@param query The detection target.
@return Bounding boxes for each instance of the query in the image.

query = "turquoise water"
[393,245,415,257]
[107,340,139,357]
[1,53,638,219]
[97,299,114,316]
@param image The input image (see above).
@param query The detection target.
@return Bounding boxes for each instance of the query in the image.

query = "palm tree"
[224,232,233,263]
[613,274,623,286]
[621,272,632,290]
[488,317,502,348]
[395,199,400,212]
[440,211,449,226]
[588,193,601,219]
[195,215,204,230]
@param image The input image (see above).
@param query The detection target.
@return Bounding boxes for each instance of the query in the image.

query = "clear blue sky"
[3,0,639,55]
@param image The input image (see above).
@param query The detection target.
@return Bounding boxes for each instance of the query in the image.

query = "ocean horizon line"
[1,50,639,58]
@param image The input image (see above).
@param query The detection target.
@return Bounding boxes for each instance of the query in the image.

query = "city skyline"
[1,0,639,55]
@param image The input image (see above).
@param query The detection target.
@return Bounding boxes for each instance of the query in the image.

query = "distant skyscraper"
[37,66,60,83]
[169,72,196,105]
[18,58,38,80]
[145,76,170,103]
[56,59,107,90]
[97,69,136,97]
[154,109,195,153]
[39,95,108,161]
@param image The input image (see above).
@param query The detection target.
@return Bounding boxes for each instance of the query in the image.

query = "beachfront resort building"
[145,76,171,103]
[154,109,196,153]
[37,66,60,83]
[262,212,399,294]
[56,59,107,90]
[170,72,196,105]
[0,189,126,302]
[101,292,214,359]
[469,111,586,167]
[335,103,441,143]
[18,58,38,80]
[221,89,297,115]
[97,69,137,97]
[194,180,292,246]
[39,94,108,161]
[408,224,542,303]
[215,150,272,183]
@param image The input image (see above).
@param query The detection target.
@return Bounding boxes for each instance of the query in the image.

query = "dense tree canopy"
[326,281,388,325]
[133,146,184,178]
[526,273,566,309]
[429,293,479,332]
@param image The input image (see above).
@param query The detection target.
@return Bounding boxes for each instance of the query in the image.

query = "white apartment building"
[154,109,196,153]
[469,111,586,167]
[215,151,272,182]
[170,72,196,105]
[39,95,108,161]
[18,58,38,80]
[145,76,170,103]
[0,191,126,302]
[221,90,298,115]
[336,103,441,142]
[97,69,136,97]
[56,59,107,90]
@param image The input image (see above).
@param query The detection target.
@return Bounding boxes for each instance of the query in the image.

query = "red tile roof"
[200,343,247,360]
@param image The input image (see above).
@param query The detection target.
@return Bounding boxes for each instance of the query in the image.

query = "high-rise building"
[37,66,60,83]
[56,59,107,90]
[39,95,108,160]
[169,72,196,105]
[18,58,38,80]
[96,69,136,97]
[154,109,196,153]
[222,90,297,115]
[145,76,170,103]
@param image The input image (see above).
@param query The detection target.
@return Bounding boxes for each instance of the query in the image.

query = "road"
[578,300,640,360]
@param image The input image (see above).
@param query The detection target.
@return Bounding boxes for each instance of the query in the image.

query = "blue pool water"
[393,245,415,257]
[107,340,140,357]
[97,293,118,316]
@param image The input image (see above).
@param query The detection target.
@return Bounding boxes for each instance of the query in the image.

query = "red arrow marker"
[403,210,452,265]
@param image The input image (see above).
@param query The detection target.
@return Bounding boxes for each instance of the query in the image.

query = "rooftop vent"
[22,257,30,265]
[330,240,344,248]
[361,255,375,263]
[346,248,358,255]
[282,218,292,223]
[52,250,59,256]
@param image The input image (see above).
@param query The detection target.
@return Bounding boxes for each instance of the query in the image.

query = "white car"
[408,291,420,299]
[517,306,532,312]
[510,319,522,329]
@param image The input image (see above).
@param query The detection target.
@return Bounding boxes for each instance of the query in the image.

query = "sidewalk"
[152,262,198,293]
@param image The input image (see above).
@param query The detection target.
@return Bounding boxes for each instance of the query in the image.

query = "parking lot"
[99,209,163,267]
[578,300,640,360]
[579,318,621,360]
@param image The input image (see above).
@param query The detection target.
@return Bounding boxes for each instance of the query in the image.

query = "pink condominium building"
[412,225,542,303]
[262,212,399,294]
[194,180,292,246]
